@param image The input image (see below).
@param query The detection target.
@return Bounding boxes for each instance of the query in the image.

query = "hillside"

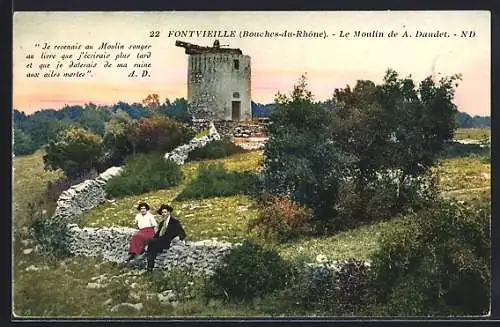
[78,148,490,262]
[12,141,490,316]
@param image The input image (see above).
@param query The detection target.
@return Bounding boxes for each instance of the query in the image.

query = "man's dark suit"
[146,216,186,270]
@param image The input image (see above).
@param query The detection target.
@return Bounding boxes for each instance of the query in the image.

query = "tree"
[13,129,37,156]
[43,126,103,178]
[263,70,461,233]
[332,80,393,187]
[13,109,29,130]
[103,109,136,162]
[142,94,161,110]
[112,101,150,119]
[262,74,355,232]
[456,111,473,128]
[134,114,195,153]
[376,70,460,197]
[160,98,192,123]
[58,105,84,120]
[24,114,71,148]
[77,103,112,136]
[369,198,490,315]
[470,115,490,128]
[331,69,460,211]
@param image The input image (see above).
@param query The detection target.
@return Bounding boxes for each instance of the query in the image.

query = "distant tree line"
[13,93,488,157]
[13,96,191,156]
[455,111,490,128]
[251,102,276,118]
[252,101,490,128]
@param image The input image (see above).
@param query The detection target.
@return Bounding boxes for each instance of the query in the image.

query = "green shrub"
[441,142,490,159]
[276,259,371,316]
[103,112,195,164]
[135,114,195,154]
[187,136,247,161]
[332,182,366,231]
[13,129,38,156]
[29,202,70,259]
[106,153,183,198]
[43,126,103,178]
[333,173,438,232]
[282,263,336,313]
[205,241,293,302]
[248,195,314,242]
[369,198,490,316]
[175,163,258,201]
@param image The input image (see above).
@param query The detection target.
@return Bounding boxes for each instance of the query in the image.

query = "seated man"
[146,204,186,271]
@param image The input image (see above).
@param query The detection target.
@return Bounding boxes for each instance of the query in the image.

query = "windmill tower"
[176,40,252,121]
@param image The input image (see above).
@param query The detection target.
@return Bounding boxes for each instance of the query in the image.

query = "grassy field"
[79,151,262,243]
[434,156,490,201]
[12,151,63,230]
[454,127,490,141]
[12,144,491,316]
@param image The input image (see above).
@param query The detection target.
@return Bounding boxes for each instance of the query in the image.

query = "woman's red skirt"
[128,227,155,255]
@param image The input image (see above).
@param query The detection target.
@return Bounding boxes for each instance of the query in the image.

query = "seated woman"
[146,204,186,271]
[126,202,158,262]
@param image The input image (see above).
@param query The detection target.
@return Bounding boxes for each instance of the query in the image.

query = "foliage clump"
[43,126,103,178]
[248,195,314,242]
[369,198,490,316]
[176,163,258,201]
[262,71,461,233]
[205,241,293,302]
[187,137,247,161]
[106,153,183,198]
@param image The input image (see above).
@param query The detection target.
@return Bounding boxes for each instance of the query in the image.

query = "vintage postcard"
[12,11,491,318]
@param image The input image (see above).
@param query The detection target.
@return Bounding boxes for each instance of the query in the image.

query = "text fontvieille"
[167,30,237,38]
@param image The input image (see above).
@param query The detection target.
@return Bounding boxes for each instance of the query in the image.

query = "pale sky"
[13,11,490,116]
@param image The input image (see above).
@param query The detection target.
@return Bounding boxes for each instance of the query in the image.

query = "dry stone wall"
[51,166,123,226]
[164,121,221,165]
[47,122,229,272]
[193,120,268,138]
[65,224,236,275]
[51,122,221,226]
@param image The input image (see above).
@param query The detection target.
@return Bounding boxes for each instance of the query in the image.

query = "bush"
[134,114,195,154]
[332,182,366,231]
[102,110,136,161]
[277,259,371,316]
[175,164,259,201]
[106,153,183,198]
[187,137,247,161]
[13,129,38,156]
[43,126,104,178]
[248,195,314,242]
[205,241,293,302]
[441,142,490,159]
[335,260,372,314]
[333,173,438,232]
[369,198,490,316]
[263,72,459,235]
[281,263,336,313]
[103,112,195,161]
[28,202,70,259]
